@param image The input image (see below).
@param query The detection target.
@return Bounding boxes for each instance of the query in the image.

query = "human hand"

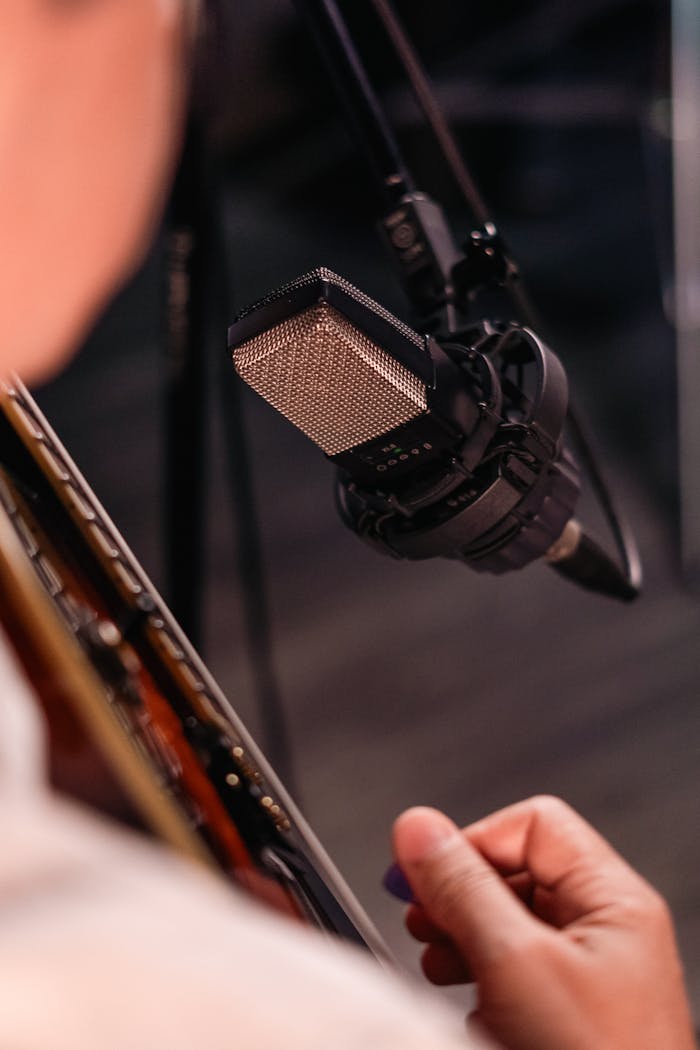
[391,797,697,1050]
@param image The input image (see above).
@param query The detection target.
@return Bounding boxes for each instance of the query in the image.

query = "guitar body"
[0,377,389,960]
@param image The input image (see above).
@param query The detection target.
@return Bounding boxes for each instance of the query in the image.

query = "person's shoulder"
[0,789,477,1050]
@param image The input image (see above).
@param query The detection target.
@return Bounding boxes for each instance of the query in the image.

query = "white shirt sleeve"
[0,633,499,1049]
[0,625,48,794]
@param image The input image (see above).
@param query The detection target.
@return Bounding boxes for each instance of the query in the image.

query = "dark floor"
[33,19,700,1018]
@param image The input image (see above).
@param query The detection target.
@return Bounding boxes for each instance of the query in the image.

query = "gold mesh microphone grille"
[232,302,427,456]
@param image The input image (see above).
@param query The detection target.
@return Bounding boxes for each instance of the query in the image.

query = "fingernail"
[382,862,415,902]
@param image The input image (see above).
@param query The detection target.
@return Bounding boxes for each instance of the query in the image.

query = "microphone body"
[229,269,629,599]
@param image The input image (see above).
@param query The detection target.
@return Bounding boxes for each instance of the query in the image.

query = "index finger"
[464,796,648,920]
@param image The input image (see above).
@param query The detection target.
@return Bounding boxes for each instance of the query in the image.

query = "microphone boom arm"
[286,0,641,600]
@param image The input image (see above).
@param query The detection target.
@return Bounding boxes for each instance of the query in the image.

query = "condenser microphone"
[228,268,636,601]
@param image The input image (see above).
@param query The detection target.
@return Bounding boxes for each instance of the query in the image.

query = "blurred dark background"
[35,0,699,1019]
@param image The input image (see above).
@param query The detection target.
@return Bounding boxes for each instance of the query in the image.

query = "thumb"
[393,807,541,970]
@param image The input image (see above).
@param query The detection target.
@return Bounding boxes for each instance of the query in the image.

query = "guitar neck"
[0,376,392,963]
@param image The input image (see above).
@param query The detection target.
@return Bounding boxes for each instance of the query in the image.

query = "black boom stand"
[293,0,641,596]
[163,123,210,653]
[163,4,298,793]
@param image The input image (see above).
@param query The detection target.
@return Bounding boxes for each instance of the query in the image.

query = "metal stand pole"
[163,126,212,651]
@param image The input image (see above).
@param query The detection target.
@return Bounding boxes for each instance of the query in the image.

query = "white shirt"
[0,628,498,1049]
